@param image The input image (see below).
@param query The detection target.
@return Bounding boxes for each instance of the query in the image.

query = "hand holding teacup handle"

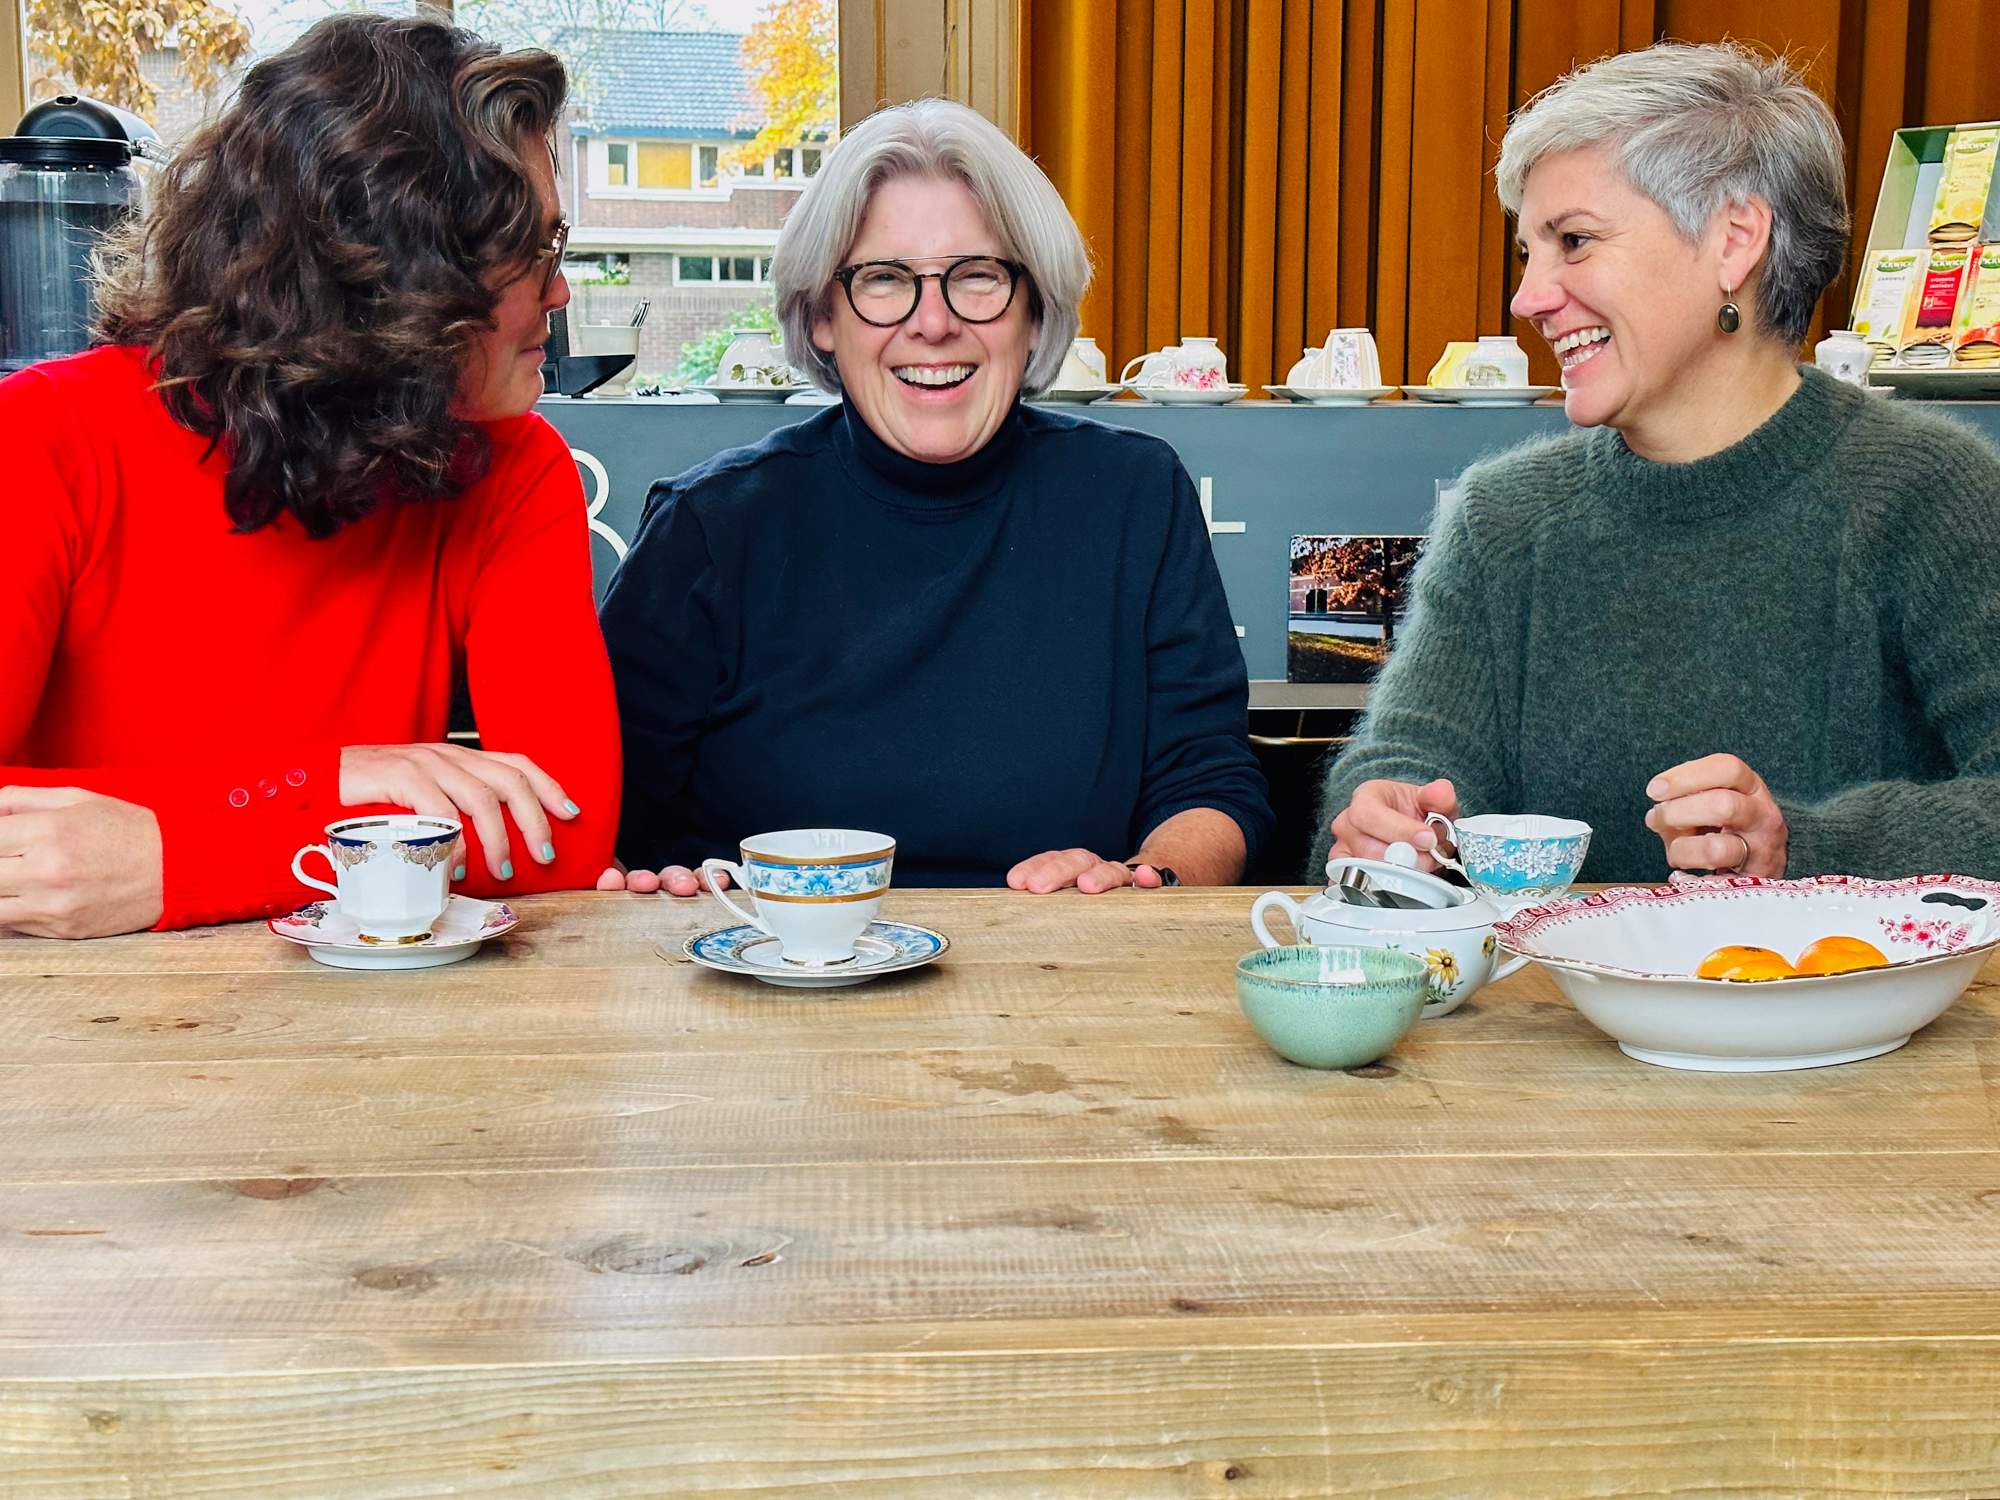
[699,858,768,933]
[292,844,341,899]
[1422,813,1469,877]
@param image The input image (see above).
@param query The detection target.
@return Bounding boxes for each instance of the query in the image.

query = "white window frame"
[585,137,729,200]
[673,253,776,287]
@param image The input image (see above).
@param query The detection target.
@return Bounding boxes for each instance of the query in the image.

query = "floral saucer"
[269,895,518,970]
[673,920,949,989]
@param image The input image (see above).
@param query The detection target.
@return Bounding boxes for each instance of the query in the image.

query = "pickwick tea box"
[1851,119,2000,391]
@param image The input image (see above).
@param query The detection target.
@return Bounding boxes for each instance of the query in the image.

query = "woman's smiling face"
[1510,144,1744,432]
[812,174,1036,464]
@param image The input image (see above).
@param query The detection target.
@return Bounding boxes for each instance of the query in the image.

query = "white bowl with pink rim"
[1494,873,2000,1072]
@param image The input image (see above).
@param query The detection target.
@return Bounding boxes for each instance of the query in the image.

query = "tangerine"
[1794,935,1890,976]
[1695,945,1798,982]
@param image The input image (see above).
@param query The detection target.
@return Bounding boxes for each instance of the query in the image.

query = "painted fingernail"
[563,800,580,816]
[541,842,555,863]
[500,860,514,880]
[452,864,466,882]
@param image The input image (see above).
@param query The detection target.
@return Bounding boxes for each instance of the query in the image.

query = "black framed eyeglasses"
[532,218,571,299]
[832,255,1025,326]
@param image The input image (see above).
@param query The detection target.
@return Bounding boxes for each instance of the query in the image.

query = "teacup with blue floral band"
[701,829,896,967]
[1424,811,1593,909]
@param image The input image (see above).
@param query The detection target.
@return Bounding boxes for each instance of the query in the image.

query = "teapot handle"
[1250,891,1303,949]
[1492,949,1530,983]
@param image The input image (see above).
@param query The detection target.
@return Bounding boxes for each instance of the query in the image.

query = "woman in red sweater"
[0,15,619,936]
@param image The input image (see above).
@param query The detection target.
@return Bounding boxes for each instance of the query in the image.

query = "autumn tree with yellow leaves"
[722,0,836,173]
[29,0,249,119]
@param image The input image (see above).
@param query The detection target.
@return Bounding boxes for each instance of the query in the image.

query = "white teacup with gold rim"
[292,815,461,944]
[701,829,896,966]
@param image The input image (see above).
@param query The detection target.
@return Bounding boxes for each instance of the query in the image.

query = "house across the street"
[554,28,827,378]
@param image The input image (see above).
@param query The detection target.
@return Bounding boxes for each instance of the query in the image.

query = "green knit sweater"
[1314,368,2000,883]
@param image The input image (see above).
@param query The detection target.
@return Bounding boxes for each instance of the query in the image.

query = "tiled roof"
[558,29,754,137]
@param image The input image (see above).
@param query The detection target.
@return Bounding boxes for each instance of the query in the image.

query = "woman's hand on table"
[0,786,164,938]
[340,743,579,882]
[1009,809,1248,892]
[1645,754,1789,876]
[1007,848,1169,894]
[596,862,729,896]
[1329,777,1461,872]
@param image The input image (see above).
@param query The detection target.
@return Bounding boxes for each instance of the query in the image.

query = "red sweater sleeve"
[1,368,617,928]
[1,367,365,927]
[448,416,621,900]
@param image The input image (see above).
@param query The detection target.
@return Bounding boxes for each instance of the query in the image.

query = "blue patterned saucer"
[675,921,949,988]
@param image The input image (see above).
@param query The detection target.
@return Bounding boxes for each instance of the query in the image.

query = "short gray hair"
[772,98,1090,396]
[1495,42,1848,347]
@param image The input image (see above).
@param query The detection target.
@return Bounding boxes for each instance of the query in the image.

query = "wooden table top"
[4,886,1998,1497]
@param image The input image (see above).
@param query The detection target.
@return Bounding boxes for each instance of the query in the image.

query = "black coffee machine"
[0,96,154,372]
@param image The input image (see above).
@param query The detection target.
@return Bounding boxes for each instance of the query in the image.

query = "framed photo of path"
[1286,535,1426,684]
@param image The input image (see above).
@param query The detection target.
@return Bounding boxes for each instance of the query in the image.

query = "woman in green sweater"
[1319,42,2000,884]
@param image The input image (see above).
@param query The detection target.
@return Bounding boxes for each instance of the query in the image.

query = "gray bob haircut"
[1495,42,1849,347]
[773,98,1091,395]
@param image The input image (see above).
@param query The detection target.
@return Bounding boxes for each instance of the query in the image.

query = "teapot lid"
[1315,849,1500,931]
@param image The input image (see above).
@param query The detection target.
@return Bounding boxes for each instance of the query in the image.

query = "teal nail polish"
[563,800,580,816]
[500,860,514,880]
[452,864,466,882]
[541,842,555,863]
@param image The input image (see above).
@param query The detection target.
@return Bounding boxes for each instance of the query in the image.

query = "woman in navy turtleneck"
[597,101,1271,895]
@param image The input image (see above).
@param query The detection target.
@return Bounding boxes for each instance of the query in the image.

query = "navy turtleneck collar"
[832,398,1026,509]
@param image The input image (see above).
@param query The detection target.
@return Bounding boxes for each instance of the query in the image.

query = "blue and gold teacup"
[701,829,895,966]
[1234,944,1430,1069]
[1425,812,1592,908]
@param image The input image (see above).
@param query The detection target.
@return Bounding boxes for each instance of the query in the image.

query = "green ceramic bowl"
[1234,944,1431,1069]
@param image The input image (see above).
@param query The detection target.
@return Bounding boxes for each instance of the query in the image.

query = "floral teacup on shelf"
[1286,328,1382,389]
[713,329,799,387]
[1120,336,1230,390]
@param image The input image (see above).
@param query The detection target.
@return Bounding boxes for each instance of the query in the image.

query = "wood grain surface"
[3,887,1998,1497]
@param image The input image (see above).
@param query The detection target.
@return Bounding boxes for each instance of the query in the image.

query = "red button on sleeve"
[258,778,277,798]
[286,767,307,787]
[228,788,249,808]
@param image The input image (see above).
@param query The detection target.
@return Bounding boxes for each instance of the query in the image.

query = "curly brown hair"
[97,14,565,538]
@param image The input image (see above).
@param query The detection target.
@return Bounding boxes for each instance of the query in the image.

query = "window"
[742,156,763,177]
[637,141,691,190]
[606,143,630,187]
[801,148,822,177]
[677,255,770,285]
[699,146,719,187]
[772,148,793,179]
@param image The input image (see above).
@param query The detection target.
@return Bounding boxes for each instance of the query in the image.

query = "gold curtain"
[1022,0,2000,392]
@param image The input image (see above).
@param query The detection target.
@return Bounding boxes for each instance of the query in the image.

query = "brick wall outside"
[577,188,800,231]
[574,256,773,378]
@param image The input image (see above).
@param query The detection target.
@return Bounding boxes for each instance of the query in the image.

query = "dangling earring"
[1717,280,1741,335]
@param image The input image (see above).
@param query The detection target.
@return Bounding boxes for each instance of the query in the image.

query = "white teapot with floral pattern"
[1249,852,1527,1018]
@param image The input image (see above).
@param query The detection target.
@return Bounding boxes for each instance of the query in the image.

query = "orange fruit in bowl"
[1695,945,1798,982]
[1794,935,1890,976]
